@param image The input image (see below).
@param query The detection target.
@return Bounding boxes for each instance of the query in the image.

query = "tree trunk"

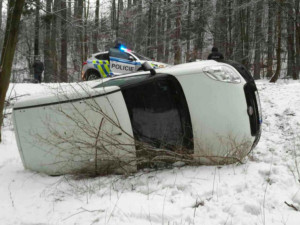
[233,0,243,62]
[116,0,121,38]
[157,0,165,62]
[112,0,116,31]
[286,1,297,79]
[193,0,206,60]
[34,0,40,58]
[93,0,100,52]
[0,0,3,31]
[295,0,300,78]
[227,0,234,58]
[253,0,263,80]
[270,0,283,83]
[266,0,274,78]
[164,0,171,63]
[43,0,53,82]
[174,0,182,64]
[214,0,227,55]
[186,0,192,62]
[51,0,59,82]
[60,0,68,82]
[243,0,251,70]
[147,1,153,57]
[83,0,89,61]
[0,0,25,142]
[135,0,143,52]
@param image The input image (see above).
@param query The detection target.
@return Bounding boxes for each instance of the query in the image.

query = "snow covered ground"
[1,80,300,225]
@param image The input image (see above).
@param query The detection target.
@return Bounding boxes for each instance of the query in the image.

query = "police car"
[81,45,169,80]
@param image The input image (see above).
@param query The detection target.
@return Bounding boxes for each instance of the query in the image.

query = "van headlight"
[203,66,241,84]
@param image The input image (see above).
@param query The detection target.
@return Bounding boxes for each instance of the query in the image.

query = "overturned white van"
[13,60,262,175]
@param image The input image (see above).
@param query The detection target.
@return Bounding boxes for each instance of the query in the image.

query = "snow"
[1,80,300,225]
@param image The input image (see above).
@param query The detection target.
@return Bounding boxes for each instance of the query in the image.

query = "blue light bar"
[119,45,127,52]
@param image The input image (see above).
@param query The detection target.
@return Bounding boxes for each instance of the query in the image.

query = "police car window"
[93,75,148,89]
[133,52,151,61]
[95,53,109,60]
[109,48,131,60]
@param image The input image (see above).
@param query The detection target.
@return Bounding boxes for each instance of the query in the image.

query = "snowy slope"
[0,80,300,225]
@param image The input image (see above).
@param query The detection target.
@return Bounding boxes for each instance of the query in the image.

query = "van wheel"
[86,71,100,80]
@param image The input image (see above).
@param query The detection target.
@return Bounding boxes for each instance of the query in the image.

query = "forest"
[0,0,299,83]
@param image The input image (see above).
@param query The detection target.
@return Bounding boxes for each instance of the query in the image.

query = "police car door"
[109,48,137,75]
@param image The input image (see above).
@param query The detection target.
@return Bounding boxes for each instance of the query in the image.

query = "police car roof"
[91,51,108,56]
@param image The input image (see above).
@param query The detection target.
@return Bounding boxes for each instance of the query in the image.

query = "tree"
[266,0,274,78]
[295,0,300,78]
[173,0,182,64]
[60,0,68,82]
[51,0,59,82]
[286,0,297,79]
[93,0,100,52]
[185,0,192,62]
[0,0,25,142]
[164,0,171,62]
[34,0,40,58]
[253,0,263,80]
[43,0,53,82]
[270,0,284,83]
[0,0,3,32]
[214,0,227,55]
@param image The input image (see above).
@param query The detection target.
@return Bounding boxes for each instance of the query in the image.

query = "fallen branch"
[284,201,299,212]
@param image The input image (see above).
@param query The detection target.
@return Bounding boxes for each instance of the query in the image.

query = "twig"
[284,201,299,212]
[63,207,104,221]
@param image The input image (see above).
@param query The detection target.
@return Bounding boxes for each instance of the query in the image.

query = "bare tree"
[43,0,53,82]
[266,0,274,78]
[295,0,300,78]
[60,0,68,82]
[92,0,100,52]
[34,0,40,58]
[270,0,284,83]
[51,0,59,82]
[253,0,263,80]
[173,0,182,64]
[286,0,297,79]
[0,0,25,142]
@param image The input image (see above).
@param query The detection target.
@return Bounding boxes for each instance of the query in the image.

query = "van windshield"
[93,75,149,89]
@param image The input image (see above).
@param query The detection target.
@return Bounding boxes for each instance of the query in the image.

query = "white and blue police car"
[81,45,169,80]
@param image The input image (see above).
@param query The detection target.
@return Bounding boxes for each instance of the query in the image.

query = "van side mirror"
[141,62,156,76]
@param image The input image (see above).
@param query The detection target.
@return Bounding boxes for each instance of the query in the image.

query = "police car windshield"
[93,75,148,89]
[132,52,151,61]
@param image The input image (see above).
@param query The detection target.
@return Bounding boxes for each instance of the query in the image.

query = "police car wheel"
[87,72,100,80]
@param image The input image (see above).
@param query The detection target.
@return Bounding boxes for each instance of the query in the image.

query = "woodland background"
[0,0,299,83]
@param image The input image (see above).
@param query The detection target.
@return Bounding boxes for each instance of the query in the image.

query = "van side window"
[122,76,193,152]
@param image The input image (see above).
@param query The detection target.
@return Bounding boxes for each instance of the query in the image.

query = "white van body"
[13,60,261,175]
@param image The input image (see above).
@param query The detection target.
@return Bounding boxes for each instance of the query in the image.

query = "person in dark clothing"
[207,47,224,60]
[33,59,44,83]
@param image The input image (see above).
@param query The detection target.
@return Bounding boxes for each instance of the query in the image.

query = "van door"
[109,48,138,75]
